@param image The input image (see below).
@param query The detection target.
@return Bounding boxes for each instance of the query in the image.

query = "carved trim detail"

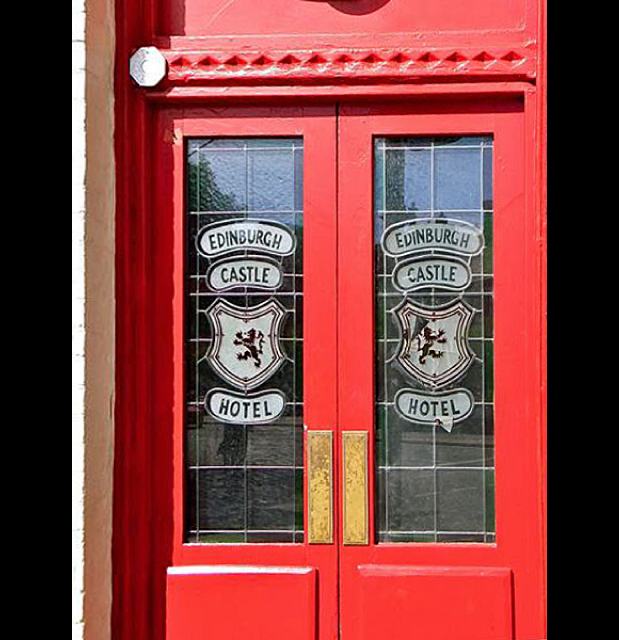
[162,46,535,85]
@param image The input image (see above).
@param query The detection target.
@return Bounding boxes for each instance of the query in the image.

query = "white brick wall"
[72,0,86,637]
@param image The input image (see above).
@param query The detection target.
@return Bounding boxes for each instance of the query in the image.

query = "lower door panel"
[167,566,316,640]
[354,565,513,640]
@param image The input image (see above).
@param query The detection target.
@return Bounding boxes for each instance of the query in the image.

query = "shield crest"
[205,298,287,391]
[393,299,475,389]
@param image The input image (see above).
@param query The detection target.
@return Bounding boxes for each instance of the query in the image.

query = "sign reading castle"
[206,256,283,292]
[392,255,472,292]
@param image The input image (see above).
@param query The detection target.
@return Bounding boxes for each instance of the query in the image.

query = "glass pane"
[375,135,496,543]
[185,138,304,543]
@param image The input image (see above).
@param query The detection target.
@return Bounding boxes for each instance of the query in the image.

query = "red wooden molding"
[160,45,536,86]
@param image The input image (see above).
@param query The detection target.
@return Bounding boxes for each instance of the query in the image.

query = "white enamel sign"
[206,256,283,292]
[129,46,166,87]
[206,388,286,424]
[394,388,474,432]
[197,219,296,258]
[381,218,484,257]
[205,298,287,391]
[392,256,472,292]
[393,299,475,389]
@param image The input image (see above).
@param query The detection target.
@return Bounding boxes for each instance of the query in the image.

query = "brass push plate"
[307,430,333,544]
[342,431,369,545]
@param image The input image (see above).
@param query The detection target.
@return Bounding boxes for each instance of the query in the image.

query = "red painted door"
[337,100,546,640]
[152,99,545,640]
[156,105,339,640]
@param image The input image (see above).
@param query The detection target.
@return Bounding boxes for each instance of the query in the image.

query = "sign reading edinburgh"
[381,218,484,258]
[197,219,296,258]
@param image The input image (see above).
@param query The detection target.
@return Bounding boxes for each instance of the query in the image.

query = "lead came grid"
[185,138,304,544]
[374,136,496,543]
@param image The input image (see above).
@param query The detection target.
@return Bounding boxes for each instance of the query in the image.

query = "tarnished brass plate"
[307,431,333,544]
[342,431,369,545]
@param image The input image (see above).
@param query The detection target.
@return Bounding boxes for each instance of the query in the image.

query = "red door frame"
[114,4,545,638]
[114,89,545,640]
[337,98,546,640]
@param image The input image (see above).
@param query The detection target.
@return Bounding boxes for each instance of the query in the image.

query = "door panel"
[151,101,544,640]
[154,106,338,640]
[167,566,317,640]
[337,101,545,640]
[354,565,513,640]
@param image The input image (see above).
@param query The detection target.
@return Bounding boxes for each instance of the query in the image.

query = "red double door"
[144,100,545,640]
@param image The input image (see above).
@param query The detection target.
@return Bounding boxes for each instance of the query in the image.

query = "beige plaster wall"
[73,0,115,637]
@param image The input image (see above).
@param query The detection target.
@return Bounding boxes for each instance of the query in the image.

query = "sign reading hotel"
[206,388,286,424]
[394,388,474,433]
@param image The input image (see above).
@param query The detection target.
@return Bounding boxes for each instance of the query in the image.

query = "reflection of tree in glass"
[217,427,246,466]
[386,150,405,210]
[187,157,241,212]
[294,222,303,273]
[435,136,462,145]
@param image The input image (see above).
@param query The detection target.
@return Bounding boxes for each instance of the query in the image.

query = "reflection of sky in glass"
[248,149,296,211]
[202,150,246,210]
[403,149,431,210]
[187,139,301,213]
[435,148,481,210]
[381,143,489,214]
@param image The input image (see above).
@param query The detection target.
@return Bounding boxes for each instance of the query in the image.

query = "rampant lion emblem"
[206,298,286,391]
[414,324,446,364]
[233,328,265,368]
[393,299,475,389]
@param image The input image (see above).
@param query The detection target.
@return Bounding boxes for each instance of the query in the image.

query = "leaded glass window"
[375,136,495,543]
[185,138,304,543]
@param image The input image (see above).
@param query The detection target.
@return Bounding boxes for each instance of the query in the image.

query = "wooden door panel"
[355,565,513,640]
[153,105,338,640]
[143,100,544,640]
[166,566,317,640]
[337,99,545,640]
